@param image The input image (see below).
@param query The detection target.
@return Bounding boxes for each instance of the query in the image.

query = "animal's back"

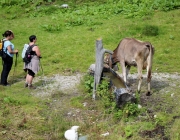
[113,38,148,64]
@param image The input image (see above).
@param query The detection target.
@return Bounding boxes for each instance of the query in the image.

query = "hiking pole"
[39,58,47,86]
[12,52,18,84]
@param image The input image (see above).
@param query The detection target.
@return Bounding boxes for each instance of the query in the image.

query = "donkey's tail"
[146,43,154,82]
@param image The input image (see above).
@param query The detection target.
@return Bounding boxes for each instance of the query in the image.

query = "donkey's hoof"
[137,90,141,94]
[146,91,151,96]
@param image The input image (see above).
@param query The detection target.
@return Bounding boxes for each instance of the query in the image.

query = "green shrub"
[3,96,21,105]
[82,75,143,120]
[37,5,59,15]
[83,74,94,93]
[41,24,62,32]
[124,125,133,138]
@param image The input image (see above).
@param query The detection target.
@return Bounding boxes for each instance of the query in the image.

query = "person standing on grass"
[0,30,18,86]
[23,35,41,89]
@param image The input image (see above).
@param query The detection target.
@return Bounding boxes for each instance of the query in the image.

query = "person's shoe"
[6,83,11,86]
[0,82,11,86]
[24,83,28,88]
[28,84,36,89]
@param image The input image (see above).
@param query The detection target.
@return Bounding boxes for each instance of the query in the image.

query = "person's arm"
[33,46,41,57]
[7,46,18,54]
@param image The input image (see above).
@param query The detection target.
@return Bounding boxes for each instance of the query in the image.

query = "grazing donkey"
[104,38,154,95]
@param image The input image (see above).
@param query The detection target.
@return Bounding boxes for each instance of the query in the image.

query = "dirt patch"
[32,72,180,97]
[31,73,83,97]
[139,125,169,140]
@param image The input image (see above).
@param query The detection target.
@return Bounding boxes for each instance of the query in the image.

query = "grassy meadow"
[0,0,180,139]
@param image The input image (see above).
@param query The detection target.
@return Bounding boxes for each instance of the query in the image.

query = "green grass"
[0,0,180,139]
[1,9,180,75]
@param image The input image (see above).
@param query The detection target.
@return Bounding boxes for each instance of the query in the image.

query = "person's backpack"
[21,44,29,58]
[22,44,35,64]
[0,39,7,58]
[0,39,4,57]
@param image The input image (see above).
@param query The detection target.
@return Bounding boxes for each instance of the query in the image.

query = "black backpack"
[23,45,35,64]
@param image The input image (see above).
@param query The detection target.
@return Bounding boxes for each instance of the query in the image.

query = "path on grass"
[32,72,180,98]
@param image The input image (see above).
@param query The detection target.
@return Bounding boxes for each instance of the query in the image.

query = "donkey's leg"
[136,61,143,93]
[146,62,152,96]
[125,65,131,86]
[120,62,127,84]
[126,65,131,77]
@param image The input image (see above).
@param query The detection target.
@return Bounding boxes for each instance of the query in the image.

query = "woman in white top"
[23,35,41,89]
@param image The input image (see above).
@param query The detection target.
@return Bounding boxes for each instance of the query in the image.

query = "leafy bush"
[3,96,21,105]
[0,0,43,7]
[65,17,85,27]
[40,24,62,32]
[0,1,177,19]
[83,74,94,93]
[97,78,114,108]
[124,125,133,138]
[151,0,180,11]
[1,0,179,27]
[113,102,140,120]
[83,76,143,120]
[36,5,59,15]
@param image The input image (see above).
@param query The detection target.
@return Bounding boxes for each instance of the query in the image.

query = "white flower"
[138,104,142,109]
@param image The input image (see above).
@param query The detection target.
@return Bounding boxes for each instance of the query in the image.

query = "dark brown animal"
[105,38,154,95]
